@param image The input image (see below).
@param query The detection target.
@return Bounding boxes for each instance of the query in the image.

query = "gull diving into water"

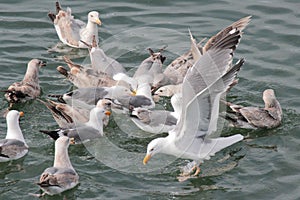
[4,59,46,107]
[48,1,101,48]
[143,35,246,178]
[225,89,282,129]
[0,110,28,162]
[36,136,79,196]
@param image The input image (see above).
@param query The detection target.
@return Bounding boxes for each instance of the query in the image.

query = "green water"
[0,0,300,199]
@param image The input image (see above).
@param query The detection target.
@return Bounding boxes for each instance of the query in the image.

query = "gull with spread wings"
[143,33,245,179]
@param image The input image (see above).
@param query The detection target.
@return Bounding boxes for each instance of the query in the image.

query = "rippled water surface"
[0,0,300,199]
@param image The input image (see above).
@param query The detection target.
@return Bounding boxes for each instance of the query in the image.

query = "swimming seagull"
[40,106,111,144]
[143,46,245,179]
[225,89,282,129]
[0,110,28,162]
[4,59,46,107]
[130,94,182,134]
[48,1,101,48]
[37,136,79,196]
[56,56,117,88]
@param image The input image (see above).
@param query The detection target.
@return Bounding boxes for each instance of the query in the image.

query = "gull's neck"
[85,21,98,42]
[53,143,73,170]
[85,108,103,131]
[6,117,25,143]
[23,64,39,83]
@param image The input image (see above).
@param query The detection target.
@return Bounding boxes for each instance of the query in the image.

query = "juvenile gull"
[48,1,101,48]
[143,44,245,179]
[4,59,46,107]
[225,89,282,129]
[56,56,117,88]
[40,107,110,144]
[0,110,28,162]
[37,136,79,196]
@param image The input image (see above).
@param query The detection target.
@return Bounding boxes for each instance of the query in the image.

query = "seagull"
[37,136,79,196]
[40,106,111,144]
[80,36,126,77]
[143,42,245,179]
[225,89,282,129]
[39,99,112,129]
[154,83,182,98]
[49,86,132,106]
[48,1,101,48]
[130,94,182,134]
[4,59,46,107]
[0,110,28,162]
[56,56,117,88]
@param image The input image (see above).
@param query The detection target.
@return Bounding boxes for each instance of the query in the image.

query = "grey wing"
[66,87,108,105]
[202,16,251,53]
[175,58,244,147]
[0,139,28,158]
[240,107,279,128]
[64,126,103,143]
[40,167,78,187]
[149,110,177,126]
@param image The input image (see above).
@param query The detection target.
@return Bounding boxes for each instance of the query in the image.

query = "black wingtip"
[39,130,60,141]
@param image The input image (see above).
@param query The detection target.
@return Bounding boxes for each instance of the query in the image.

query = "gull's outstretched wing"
[174,57,244,148]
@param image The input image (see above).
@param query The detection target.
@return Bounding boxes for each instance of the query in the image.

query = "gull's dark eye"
[150,148,154,152]
[90,15,94,17]
[159,90,163,92]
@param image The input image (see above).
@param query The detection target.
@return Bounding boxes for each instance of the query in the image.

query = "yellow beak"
[19,111,24,117]
[131,90,137,96]
[143,154,151,165]
[95,18,102,25]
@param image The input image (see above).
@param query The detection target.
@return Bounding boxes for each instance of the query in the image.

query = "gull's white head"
[88,11,101,25]
[143,137,166,165]
[96,99,112,111]
[55,135,70,150]
[154,85,175,97]
[111,86,132,98]
[88,107,111,129]
[6,110,23,124]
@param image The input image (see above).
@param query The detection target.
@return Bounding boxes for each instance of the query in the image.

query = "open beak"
[105,111,111,116]
[19,111,24,117]
[95,18,102,25]
[143,154,151,165]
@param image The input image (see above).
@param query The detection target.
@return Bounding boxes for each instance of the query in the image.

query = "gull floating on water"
[4,59,46,107]
[48,1,101,48]
[225,89,282,129]
[37,136,79,196]
[39,99,112,129]
[143,36,245,179]
[40,106,111,144]
[0,110,28,162]
[130,94,182,134]
[56,56,117,88]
